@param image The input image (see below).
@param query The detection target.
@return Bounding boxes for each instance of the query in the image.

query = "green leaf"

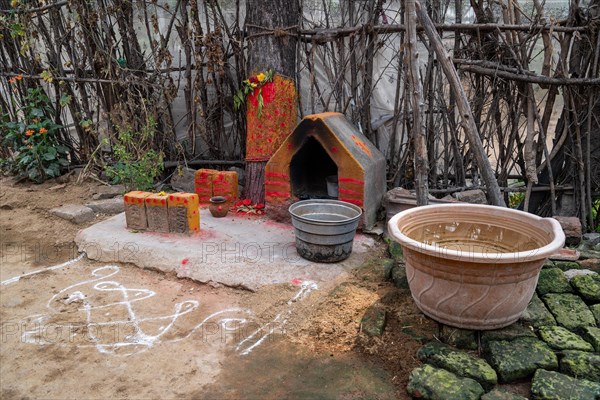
[31,108,44,117]
[59,95,72,108]
[42,152,56,161]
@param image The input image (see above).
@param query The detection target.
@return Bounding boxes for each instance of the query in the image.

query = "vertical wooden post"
[405,0,429,206]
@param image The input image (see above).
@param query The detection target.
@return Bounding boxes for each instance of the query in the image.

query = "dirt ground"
[0,176,433,399]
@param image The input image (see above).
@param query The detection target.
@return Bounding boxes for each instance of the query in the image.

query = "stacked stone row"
[124,191,199,234]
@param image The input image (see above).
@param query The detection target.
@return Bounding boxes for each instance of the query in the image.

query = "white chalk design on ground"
[1,253,86,286]
[18,264,317,356]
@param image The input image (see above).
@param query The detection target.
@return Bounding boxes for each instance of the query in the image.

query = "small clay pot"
[209,196,229,218]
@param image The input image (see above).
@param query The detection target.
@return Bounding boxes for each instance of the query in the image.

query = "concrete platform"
[75,211,376,291]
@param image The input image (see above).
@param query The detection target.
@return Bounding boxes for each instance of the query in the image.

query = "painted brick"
[168,192,200,234]
[123,191,151,230]
[194,169,218,207]
[211,171,238,207]
[145,193,169,233]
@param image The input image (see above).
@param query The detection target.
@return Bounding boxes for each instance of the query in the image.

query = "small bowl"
[209,196,229,218]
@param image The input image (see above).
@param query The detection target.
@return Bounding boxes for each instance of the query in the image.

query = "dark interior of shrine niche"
[290,136,338,200]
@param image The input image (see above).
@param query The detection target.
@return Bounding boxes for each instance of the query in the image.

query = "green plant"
[104,118,164,191]
[1,86,69,182]
[508,191,525,209]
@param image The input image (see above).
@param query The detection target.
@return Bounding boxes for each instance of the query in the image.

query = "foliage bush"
[1,86,70,182]
[104,118,164,191]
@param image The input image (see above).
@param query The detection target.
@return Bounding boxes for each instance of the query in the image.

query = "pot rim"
[387,203,565,263]
[289,199,362,225]
[210,196,228,203]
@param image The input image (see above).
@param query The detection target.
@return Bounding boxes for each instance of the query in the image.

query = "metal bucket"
[289,199,363,263]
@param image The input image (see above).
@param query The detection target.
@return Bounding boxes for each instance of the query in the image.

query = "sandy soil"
[0,176,432,399]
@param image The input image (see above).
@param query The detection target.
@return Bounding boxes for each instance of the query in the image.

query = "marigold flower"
[16,75,23,81]
[8,77,16,84]
[25,129,34,136]
[39,127,48,134]
[257,72,266,82]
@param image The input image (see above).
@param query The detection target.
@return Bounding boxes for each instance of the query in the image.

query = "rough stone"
[560,350,600,382]
[578,246,600,261]
[580,326,600,352]
[486,337,558,382]
[439,325,478,350]
[520,293,557,328]
[578,259,600,271]
[591,304,600,325]
[480,389,528,400]
[391,264,409,289]
[381,258,394,280]
[531,369,600,400]
[481,324,537,346]
[169,167,196,193]
[50,204,95,224]
[417,341,497,389]
[542,293,596,331]
[564,269,597,281]
[550,248,580,261]
[85,196,124,215]
[552,216,582,246]
[583,232,600,246]
[538,326,594,351]
[543,260,556,269]
[385,237,403,261]
[570,273,600,302]
[406,364,485,400]
[553,261,584,271]
[537,267,573,295]
[360,302,386,337]
[452,189,487,204]
[91,184,126,200]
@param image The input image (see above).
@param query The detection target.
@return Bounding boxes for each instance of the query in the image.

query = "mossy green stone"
[391,264,409,289]
[537,268,573,295]
[385,238,403,261]
[543,260,556,269]
[539,326,594,351]
[571,273,600,302]
[486,337,558,382]
[406,364,485,400]
[591,304,600,325]
[360,303,386,337]
[481,388,528,400]
[520,294,557,328]
[580,326,600,352]
[531,369,600,400]
[439,325,478,350]
[560,350,600,382]
[417,341,497,389]
[553,261,583,271]
[381,258,394,280]
[542,293,596,331]
[481,324,537,347]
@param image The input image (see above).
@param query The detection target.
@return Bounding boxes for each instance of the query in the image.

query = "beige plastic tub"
[387,204,565,330]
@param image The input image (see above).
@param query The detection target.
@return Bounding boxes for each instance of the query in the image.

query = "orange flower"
[8,77,16,84]
[25,129,34,136]
[15,75,23,81]
[39,128,48,134]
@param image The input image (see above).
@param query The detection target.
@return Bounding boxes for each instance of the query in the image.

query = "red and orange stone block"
[167,192,200,234]
[124,191,151,230]
[194,169,238,208]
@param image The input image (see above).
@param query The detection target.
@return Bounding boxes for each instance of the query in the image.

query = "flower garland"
[233,70,274,118]
[233,199,265,216]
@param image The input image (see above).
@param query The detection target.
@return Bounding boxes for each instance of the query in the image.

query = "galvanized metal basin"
[289,199,363,263]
